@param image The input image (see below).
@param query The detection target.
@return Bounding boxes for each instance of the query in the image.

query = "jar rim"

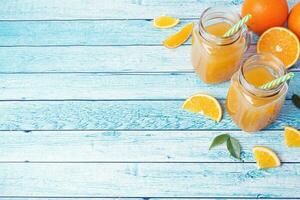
[198,7,244,45]
[239,53,287,97]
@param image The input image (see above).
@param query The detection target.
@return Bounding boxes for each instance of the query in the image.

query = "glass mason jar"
[226,53,288,132]
[191,7,251,84]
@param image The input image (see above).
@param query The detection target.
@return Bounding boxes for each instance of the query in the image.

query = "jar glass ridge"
[199,7,242,45]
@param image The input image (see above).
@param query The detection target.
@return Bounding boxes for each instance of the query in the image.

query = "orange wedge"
[257,27,300,68]
[182,93,222,122]
[284,126,300,147]
[153,15,180,29]
[163,22,193,49]
[253,146,281,169]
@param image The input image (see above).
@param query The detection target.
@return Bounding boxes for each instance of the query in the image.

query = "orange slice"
[257,27,300,68]
[182,93,222,122]
[163,22,193,48]
[226,86,239,115]
[284,126,300,147]
[253,146,281,169]
[153,15,180,29]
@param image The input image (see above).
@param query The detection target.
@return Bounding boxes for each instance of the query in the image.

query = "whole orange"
[288,2,300,39]
[242,0,289,35]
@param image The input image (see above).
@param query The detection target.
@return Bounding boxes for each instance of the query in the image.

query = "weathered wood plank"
[155,199,284,200]
[0,130,299,162]
[0,72,298,100]
[0,20,271,46]
[1,197,264,200]
[1,19,299,47]
[0,100,297,131]
[1,46,298,73]
[0,199,141,200]
[0,163,299,197]
[0,20,191,46]
[0,0,242,20]
[0,0,298,20]
[0,46,192,73]
[1,197,274,200]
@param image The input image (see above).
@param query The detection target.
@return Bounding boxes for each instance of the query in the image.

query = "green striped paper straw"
[223,14,252,37]
[259,72,295,90]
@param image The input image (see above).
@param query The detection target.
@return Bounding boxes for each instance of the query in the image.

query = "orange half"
[153,15,180,29]
[257,27,300,68]
[253,146,281,169]
[163,22,193,48]
[182,93,222,122]
[284,126,300,147]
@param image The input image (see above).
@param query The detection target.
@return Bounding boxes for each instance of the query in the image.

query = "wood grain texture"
[0,199,141,200]
[0,100,298,131]
[0,46,191,73]
[0,0,243,20]
[0,20,192,46]
[0,0,297,20]
[0,0,299,198]
[0,45,299,73]
[0,20,268,46]
[0,72,298,100]
[0,163,299,197]
[1,197,278,200]
[1,19,299,47]
[1,197,268,200]
[1,130,299,162]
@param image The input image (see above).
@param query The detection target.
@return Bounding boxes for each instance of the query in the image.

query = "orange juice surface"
[192,22,247,84]
[205,22,232,36]
[226,66,287,132]
[244,67,275,87]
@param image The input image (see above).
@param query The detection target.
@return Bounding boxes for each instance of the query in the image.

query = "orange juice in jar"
[192,7,251,84]
[226,53,288,132]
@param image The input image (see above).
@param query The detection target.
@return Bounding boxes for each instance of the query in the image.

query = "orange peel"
[182,93,222,122]
[253,146,281,169]
[153,15,180,29]
[284,126,300,147]
[257,27,300,68]
[163,22,193,49]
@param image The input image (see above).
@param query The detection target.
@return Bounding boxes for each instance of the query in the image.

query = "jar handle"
[244,30,252,53]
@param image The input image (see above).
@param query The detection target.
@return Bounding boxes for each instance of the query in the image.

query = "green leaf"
[292,94,300,109]
[209,134,230,150]
[227,137,241,160]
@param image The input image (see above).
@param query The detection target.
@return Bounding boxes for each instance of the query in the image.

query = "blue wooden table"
[0,0,299,199]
